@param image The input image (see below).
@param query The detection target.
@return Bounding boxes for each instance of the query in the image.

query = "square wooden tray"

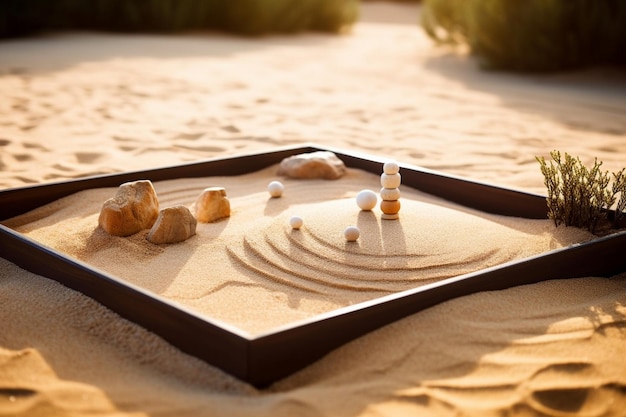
[2,144,625,387]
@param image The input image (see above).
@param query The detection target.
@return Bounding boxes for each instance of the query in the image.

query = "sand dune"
[1,2,626,416]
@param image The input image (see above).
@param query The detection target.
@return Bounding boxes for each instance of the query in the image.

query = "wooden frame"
[2,144,625,387]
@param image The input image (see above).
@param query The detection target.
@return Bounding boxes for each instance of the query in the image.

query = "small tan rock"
[147,205,197,244]
[380,199,401,215]
[193,187,231,223]
[277,151,346,180]
[98,180,159,236]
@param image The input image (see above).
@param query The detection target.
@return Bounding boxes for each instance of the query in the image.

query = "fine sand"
[2,2,626,416]
[3,165,595,334]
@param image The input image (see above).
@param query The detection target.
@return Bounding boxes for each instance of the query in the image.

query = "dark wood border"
[2,144,625,387]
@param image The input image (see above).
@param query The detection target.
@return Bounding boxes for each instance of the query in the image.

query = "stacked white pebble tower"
[380,161,401,220]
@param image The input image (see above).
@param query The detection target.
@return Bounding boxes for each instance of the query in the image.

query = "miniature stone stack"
[380,161,401,220]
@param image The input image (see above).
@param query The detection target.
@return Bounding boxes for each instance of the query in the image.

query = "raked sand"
[3,165,595,334]
[1,2,626,416]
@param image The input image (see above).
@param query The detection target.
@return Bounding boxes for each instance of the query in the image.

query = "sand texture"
[2,2,626,416]
[4,165,595,334]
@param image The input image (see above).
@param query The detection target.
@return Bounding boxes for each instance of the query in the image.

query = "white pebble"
[380,187,401,201]
[380,173,401,189]
[268,181,284,198]
[290,216,303,230]
[356,189,377,211]
[344,226,360,242]
[383,161,400,175]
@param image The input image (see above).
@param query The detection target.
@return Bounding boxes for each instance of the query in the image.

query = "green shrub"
[0,0,358,38]
[422,0,626,71]
[215,0,358,35]
[537,151,626,234]
[57,0,220,32]
[0,0,60,37]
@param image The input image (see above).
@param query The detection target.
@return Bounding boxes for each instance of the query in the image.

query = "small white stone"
[383,161,400,175]
[290,216,303,230]
[344,226,360,242]
[380,187,401,201]
[268,180,284,198]
[356,189,377,211]
[380,173,401,189]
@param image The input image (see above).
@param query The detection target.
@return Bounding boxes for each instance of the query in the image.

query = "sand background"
[1,2,626,416]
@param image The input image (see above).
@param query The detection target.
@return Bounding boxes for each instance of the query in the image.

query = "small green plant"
[536,150,626,234]
[421,0,626,72]
[0,0,358,38]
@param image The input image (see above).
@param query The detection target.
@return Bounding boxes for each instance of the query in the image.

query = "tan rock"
[193,187,231,223]
[98,180,159,236]
[277,151,346,180]
[147,205,197,244]
[380,199,401,215]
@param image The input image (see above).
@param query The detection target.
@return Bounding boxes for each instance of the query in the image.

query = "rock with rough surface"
[147,205,197,244]
[193,187,231,223]
[99,180,159,236]
[277,151,346,180]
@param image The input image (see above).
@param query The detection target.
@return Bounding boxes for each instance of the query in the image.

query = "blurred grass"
[0,0,359,38]
[422,0,626,72]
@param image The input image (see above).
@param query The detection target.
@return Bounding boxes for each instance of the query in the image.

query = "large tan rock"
[147,205,197,244]
[277,151,346,180]
[98,180,159,236]
[193,187,231,223]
